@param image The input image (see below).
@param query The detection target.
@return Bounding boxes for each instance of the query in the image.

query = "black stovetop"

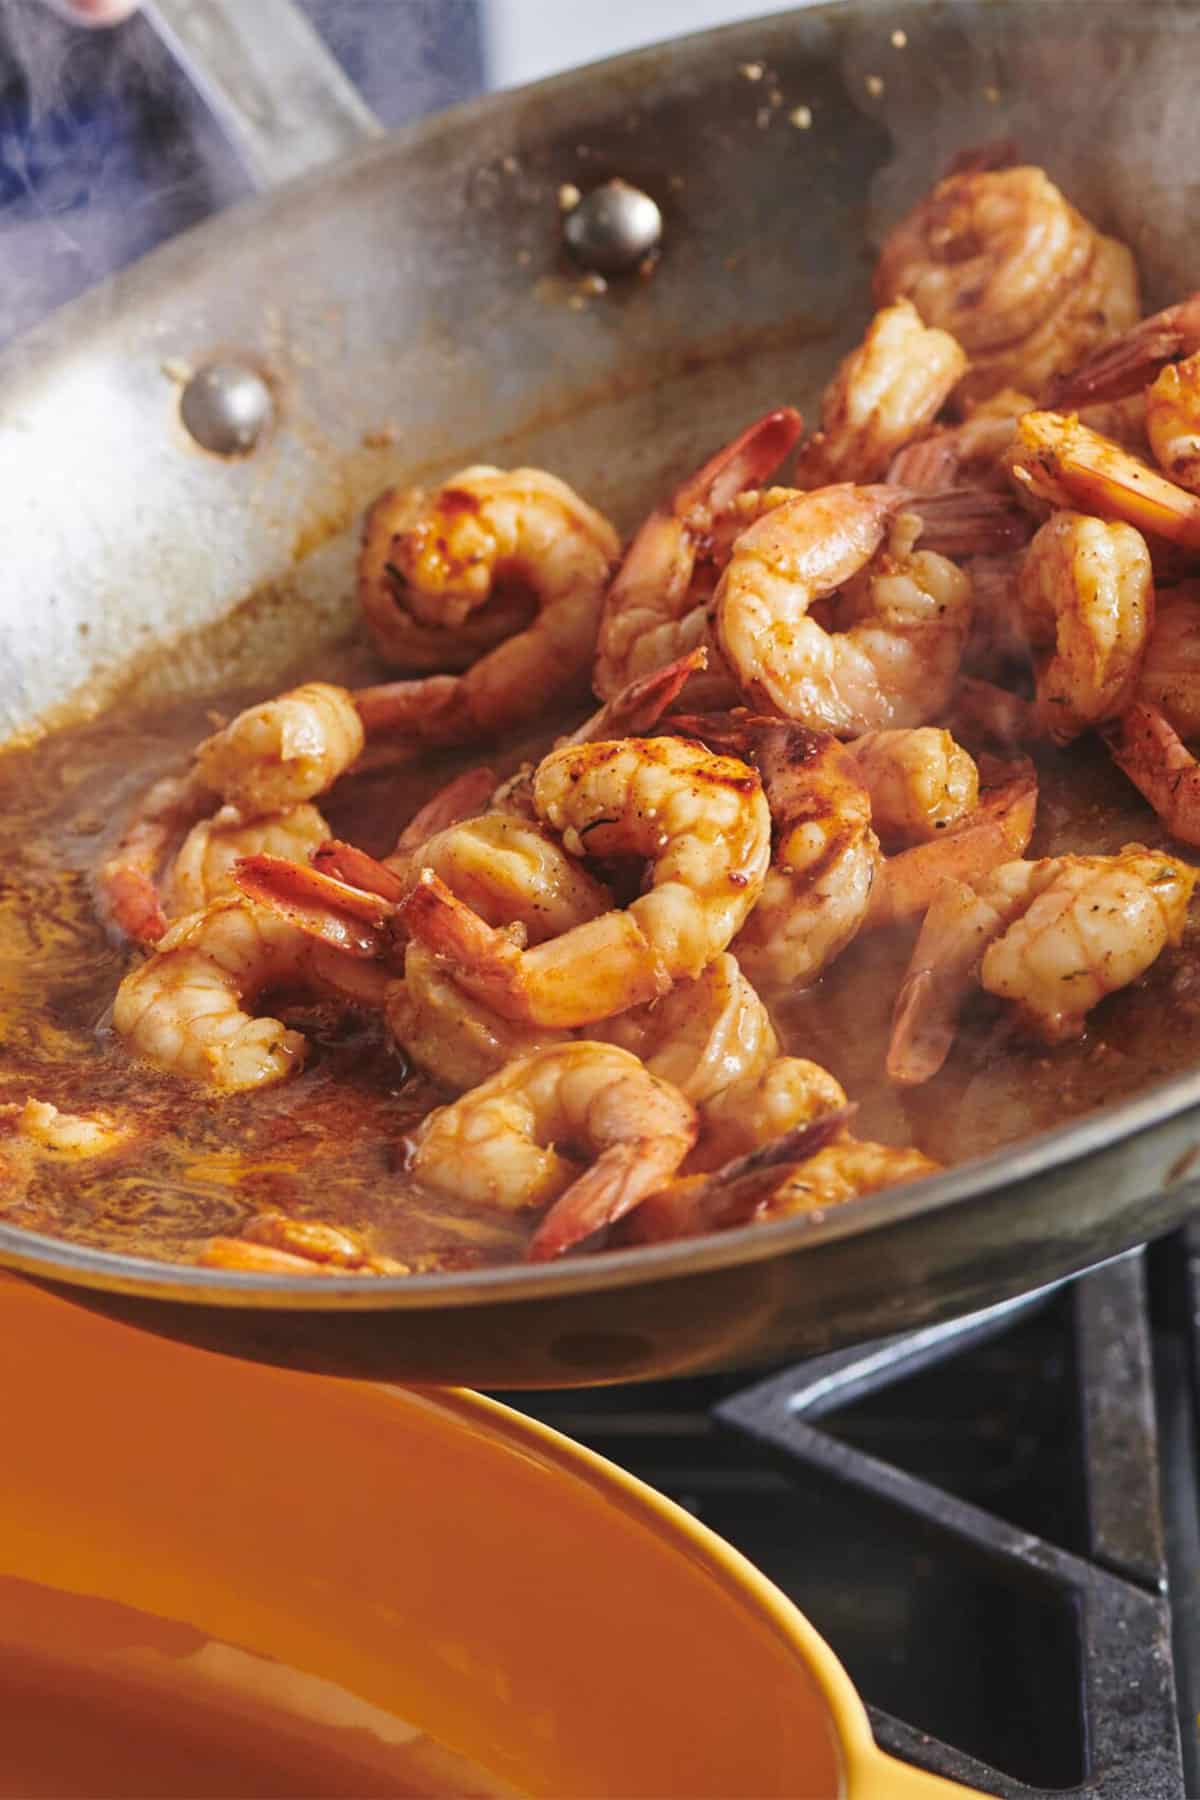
[497,1227,1200,1799]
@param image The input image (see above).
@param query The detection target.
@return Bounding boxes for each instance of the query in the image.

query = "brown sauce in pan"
[0,640,1198,1271]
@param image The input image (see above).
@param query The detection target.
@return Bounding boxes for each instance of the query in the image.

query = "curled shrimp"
[1145,354,1200,494]
[1103,701,1200,848]
[592,408,803,702]
[714,492,972,734]
[688,1055,849,1173]
[598,952,778,1103]
[194,682,364,817]
[621,1113,938,1243]
[865,754,1038,930]
[354,467,620,746]
[794,299,967,486]
[875,165,1138,409]
[96,683,362,945]
[844,727,979,847]
[1045,293,1200,410]
[1007,411,1200,550]
[888,846,1196,1084]
[1017,511,1154,743]
[400,735,771,1028]
[111,898,385,1091]
[670,715,880,993]
[403,1042,697,1261]
[359,481,541,672]
[165,803,330,920]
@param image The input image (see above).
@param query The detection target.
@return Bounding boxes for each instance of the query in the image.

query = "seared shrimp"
[195,682,364,818]
[844,727,979,846]
[359,482,541,673]
[388,942,568,1091]
[166,803,330,920]
[200,1213,409,1276]
[794,300,967,486]
[97,771,214,944]
[354,468,620,745]
[1146,354,1200,494]
[1017,511,1154,742]
[866,754,1038,929]
[112,898,385,1091]
[403,1042,697,1261]
[622,1115,938,1243]
[688,1056,849,1173]
[875,165,1138,409]
[671,715,879,993]
[715,492,972,734]
[592,408,803,702]
[1008,411,1200,550]
[888,847,1196,1084]
[401,736,771,1028]
[599,952,778,1102]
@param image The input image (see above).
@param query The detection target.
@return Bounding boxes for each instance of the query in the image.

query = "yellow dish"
[0,1274,974,1797]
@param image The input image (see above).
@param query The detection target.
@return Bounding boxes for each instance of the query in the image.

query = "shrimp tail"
[235,854,396,959]
[866,756,1037,929]
[526,1138,692,1262]
[678,408,804,517]
[1045,296,1200,409]
[98,867,169,946]
[575,648,708,744]
[903,487,1034,557]
[353,675,463,743]
[887,876,1003,1085]
[1102,700,1200,847]
[312,840,411,901]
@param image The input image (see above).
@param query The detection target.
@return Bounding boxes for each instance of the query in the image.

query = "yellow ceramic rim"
[411,1384,886,1794]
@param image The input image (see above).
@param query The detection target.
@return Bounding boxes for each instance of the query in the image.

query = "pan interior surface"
[2,0,1200,1336]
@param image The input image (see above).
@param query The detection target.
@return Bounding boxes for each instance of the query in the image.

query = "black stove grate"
[496,1235,1200,1799]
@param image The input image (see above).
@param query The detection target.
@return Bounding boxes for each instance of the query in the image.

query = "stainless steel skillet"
[3,0,1200,1388]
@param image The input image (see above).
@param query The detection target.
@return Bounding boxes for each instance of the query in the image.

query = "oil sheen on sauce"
[1,647,1198,1272]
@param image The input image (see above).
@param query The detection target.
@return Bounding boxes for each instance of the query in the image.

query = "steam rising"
[0,0,483,346]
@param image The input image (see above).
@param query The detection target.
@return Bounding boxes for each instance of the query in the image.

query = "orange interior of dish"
[0,1274,848,1798]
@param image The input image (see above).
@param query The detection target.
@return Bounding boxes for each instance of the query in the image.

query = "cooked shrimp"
[866,755,1038,929]
[715,492,972,734]
[1138,585,1200,736]
[1045,292,1200,410]
[844,727,979,846]
[194,682,364,817]
[1017,511,1154,743]
[16,1098,128,1157]
[1145,353,1200,494]
[794,299,967,486]
[112,898,384,1091]
[388,941,567,1091]
[598,952,778,1102]
[359,482,540,672]
[401,736,771,1028]
[592,408,803,702]
[622,1114,937,1242]
[165,803,330,920]
[688,1056,849,1172]
[888,846,1196,1084]
[1007,411,1200,550]
[670,715,879,993]
[875,166,1138,409]
[201,1212,409,1276]
[1103,701,1200,847]
[353,468,619,746]
[403,1042,696,1261]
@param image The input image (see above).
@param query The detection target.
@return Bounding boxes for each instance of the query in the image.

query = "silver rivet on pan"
[180,362,274,456]
[563,179,663,275]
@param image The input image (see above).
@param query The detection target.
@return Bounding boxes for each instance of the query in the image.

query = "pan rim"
[4,0,1199,1312]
